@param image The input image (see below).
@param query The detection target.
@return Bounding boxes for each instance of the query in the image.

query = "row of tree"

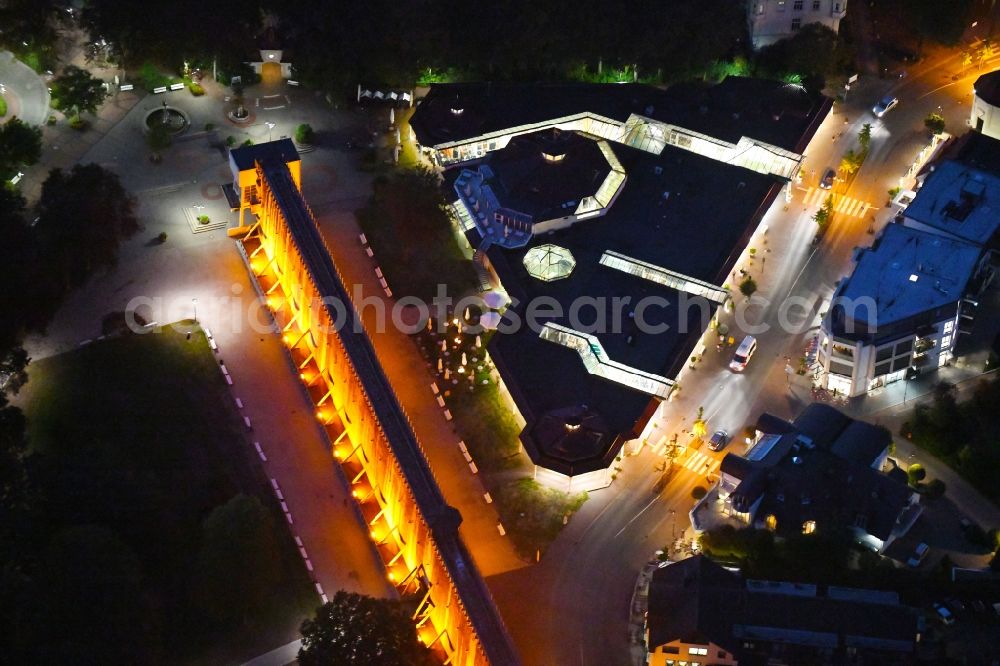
[2,0,986,96]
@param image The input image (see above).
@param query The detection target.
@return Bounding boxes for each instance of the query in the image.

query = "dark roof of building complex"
[484,129,612,221]
[904,159,1000,247]
[253,154,520,665]
[725,405,913,542]
[411,77,830,153]
[826,223,981,342]
[939,128,1000,175]
[975,69,1000,107]
[647,556,919,658]
[230,138,299,171]
[478,134,781,475]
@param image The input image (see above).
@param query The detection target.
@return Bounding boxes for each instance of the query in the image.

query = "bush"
[157,232,168,243]
[294,123,315,145]
[188,83,205,96]
[907,463,926,486]
[225,136,236,147]
[204,122,215,131]
[691,486,708,500]
[197,214,210,225]
[47,114,56,125]
[924,112,946,135]
[241,138,254,147]
[69,116,88,131]
[739,276,758,298]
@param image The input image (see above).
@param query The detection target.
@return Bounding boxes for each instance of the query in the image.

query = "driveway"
[0,50,50,126]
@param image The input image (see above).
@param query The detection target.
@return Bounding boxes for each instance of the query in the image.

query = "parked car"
[819,167,836,190]
[933,602,956,626]
[873,95,899,118]
[907,542,930,568]
[944,598,966,615]
[729,336,757,373]
[708,430,730,452]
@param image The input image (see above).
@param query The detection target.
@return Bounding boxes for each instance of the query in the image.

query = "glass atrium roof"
[523,244,576,281]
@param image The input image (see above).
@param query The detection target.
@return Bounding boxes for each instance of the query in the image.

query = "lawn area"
[495,479,587,560]
[447,377,523,471]
[356,168,478,303]
[20,323,316,664]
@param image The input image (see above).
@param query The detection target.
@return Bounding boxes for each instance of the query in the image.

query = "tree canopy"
[194,494,283,625]
[34,164,139,292]
[81,0,261,71]
[755,22,851,90]
[904,379,1000,503]
[0,117,42,182]
[270,0,747,89]
[0,0,63,70]
[299,591,432,666]
[50,66,107,120]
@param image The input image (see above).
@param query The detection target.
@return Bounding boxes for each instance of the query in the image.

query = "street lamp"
[192,298,198,323]
[265,121,275,142]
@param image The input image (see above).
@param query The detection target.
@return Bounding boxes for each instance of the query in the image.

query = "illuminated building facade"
[747,0,847,50]
[230,143,520,665]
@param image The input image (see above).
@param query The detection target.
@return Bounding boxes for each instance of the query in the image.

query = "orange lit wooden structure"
[234,145,519,666]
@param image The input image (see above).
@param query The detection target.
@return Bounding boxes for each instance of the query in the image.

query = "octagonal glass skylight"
[523,244,576,281]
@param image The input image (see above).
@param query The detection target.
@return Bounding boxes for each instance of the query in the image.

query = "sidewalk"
[313,205,526,579]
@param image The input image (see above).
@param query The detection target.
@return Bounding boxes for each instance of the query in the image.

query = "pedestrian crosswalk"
[651,434,722,477]
[678,450,721,477]
[801,187,873,219]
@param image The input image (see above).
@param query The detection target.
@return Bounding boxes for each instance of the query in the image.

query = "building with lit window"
[747,0,847,49]
[645,555,920,666]
[411,79,832,491]
[819,224,987,397]
[818,156,1000,397]
[692,404,921,554]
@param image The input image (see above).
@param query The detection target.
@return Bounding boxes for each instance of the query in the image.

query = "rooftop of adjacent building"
[474,136,780,475]
[974,69,1000,108]
[721,404,915,542]
[647,555,919,658]
[831,222,980,332]
[904,159,1000,246]
[411,76,828,153]
[939,125,1000,174]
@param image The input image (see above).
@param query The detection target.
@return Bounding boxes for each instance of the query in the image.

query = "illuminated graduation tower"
[230,139,520,666]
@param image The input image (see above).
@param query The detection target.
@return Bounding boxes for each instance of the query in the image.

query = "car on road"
[907,542,929,568]
[729,336,757,373]
[873,95,899,118]
[933,602,956,626]
[819,168,836,190]
[708,430,729,452]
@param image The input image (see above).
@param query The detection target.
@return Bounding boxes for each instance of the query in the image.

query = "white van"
[729,336,757,372]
